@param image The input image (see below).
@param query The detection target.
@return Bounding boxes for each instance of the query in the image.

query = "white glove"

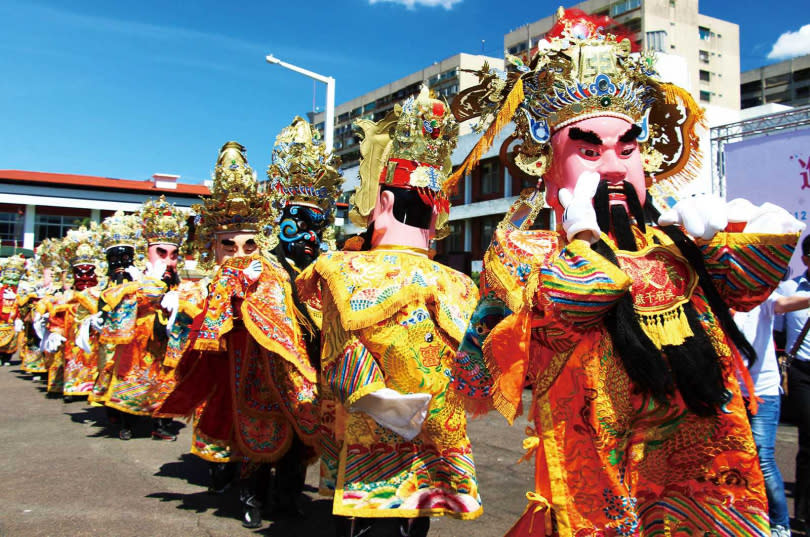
[43,333,66,353]
[125,265,143,282]
[76,317,94,354]
[14,318,24,332]
[2,288,14,300]
[88,312,105,332]
[726,199,807,235]
[145,260,167,281]
[658,193,728,240]
[350,387,432,441]
[160,290,180,337]
[558,171,601,244]
[33,312,49,339]
[243,259,263,282]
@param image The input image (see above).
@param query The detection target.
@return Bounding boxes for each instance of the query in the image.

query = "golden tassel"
[637,305,693,348]
[444,78,525,196]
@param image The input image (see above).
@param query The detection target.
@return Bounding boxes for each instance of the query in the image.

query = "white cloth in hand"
[658,193,728,240]
[76,318,94,354]
[350,387,432,441]
[726,199,806,235]
[3,288,15,300]
[14,318,24,332]
[43,333,66,353]
[145,260,167,281]
[33,312,49,339]
[125,265,143,282]
[559,171,601,244]
[243,259,263,282]
[161,290,180,337]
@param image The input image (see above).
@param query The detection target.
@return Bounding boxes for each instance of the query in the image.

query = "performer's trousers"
[790,359,810,525]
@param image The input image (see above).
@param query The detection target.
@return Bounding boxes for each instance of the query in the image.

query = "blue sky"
[1,0,808,184]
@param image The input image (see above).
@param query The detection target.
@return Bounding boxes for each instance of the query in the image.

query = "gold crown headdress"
[350,85,459,237]
[1,254,26,285]
[193,141,267,270]
[35,238,62,272]
[448,7,705,210]
[140,195,188,247]
[265,117,344,246]
[100,210,142,252]
[59,224,102,269]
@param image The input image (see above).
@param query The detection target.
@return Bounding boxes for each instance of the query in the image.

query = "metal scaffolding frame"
[711,105,810,197]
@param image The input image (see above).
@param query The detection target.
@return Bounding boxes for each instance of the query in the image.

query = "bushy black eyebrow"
[220,239,235,246]
[619,124,642,143]
[568,127,603,145]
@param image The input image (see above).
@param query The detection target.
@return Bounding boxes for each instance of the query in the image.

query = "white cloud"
[768,24,810,60]
[369,0,462,9]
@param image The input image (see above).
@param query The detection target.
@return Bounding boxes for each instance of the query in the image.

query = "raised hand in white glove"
[43,333,66,353]
[2,288,15,300]
[160,290,180,337]
[33,312,49,339]
[145,260,167,281]
[125,265,143,282]
[76,318,94,354]
[726,198,807,235]
[243,259,263,282]
[350,387,432,441]
[658,193,728,241]
[558,171,601,244]
[88,312,105,332]
[14,318,24,333]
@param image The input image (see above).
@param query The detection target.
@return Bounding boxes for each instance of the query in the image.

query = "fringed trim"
[637,305,693,349]
[444,78,525,197]
[242,311,317,384]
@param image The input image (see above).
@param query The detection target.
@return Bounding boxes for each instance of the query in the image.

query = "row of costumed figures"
[0,9,807,537]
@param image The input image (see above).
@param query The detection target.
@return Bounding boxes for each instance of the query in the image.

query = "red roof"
[0,170,210,196]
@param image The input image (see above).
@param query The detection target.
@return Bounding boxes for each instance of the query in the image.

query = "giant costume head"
[449,8,751,417]
[101,211,142,285]
[193,141,266,270]
[140,196,188,287]
[266,117,343,268]
[60,225,102,291]
[349,86,458,249]
[1,255,26,288]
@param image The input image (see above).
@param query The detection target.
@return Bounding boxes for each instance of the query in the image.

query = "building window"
[35,214,84,241]
[699,26,711,40]
[0,212,23,245]
[700,90,711,103]
[445,222,464,252]
[699,50,709,63]
[699,70,711,82]
[610,0,641,17]
[480,160,500,195]
[479,216,499,253]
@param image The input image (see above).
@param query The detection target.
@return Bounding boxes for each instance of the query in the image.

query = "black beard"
[162,269,180,288]
[588,182,738,417]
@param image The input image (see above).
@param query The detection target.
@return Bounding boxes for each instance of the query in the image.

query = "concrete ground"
[0,358,802,536]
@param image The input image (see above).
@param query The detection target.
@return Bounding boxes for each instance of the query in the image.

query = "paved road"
[0,359,802,536]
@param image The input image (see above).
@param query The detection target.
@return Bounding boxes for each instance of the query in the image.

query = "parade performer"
[159,141,262,495]
[95,202,187,440]
[297,87,482,537]
[18,240,60,376]
[158,123,339,528]
[55,225,105,401]
[448,9,804,537]
[0,254,26,366]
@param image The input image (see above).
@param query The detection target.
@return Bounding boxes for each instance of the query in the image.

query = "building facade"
[503,0,740,109]
[0,170,208,253]
[741,54,810,109]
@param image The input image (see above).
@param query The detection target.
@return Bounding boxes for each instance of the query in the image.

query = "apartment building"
[503,0,740,109]
[309,53,504,169]
[741,54,810,109]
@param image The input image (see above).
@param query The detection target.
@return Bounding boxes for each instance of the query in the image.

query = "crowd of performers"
[1,10,808,536]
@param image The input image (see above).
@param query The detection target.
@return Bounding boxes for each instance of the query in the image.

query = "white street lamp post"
[265,54,335,154]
